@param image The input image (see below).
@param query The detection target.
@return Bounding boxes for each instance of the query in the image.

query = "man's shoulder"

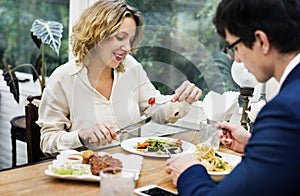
[263,84,300,117]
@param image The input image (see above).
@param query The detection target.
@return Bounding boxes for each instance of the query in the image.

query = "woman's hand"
[216,121,251,153]
[165,154,200,186]
[174,80,202,104]
[78,122,117,146]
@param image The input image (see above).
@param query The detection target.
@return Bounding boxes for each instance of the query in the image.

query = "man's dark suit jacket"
[177,62,300,196]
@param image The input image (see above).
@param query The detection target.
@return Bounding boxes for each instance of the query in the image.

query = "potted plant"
[1,19,63,103]
[2,19,63,164]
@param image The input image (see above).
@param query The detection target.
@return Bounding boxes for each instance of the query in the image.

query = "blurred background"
[0,0,238,98]
[2,0,273,170]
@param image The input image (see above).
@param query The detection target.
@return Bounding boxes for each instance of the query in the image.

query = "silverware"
[154,98,174,105]
[148,96,178,106]
[162,144,179,158]
[115,116,152,134]
[162,144,172,157]
[84,117,152,151]
[165,148,173,158]
[152,97,179,116]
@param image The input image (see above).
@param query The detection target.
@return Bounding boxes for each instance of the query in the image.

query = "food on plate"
[194,144,234,172]
[135,138,183,155]
[51,150,122,176]
[89,154,122,176]
[82,150,97,164]
[66,154,83,164]
[148,97,156,105]
[51,162,91,176]
[82,150,123,175]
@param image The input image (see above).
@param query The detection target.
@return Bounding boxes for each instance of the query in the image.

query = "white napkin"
[202,91,239,122]
[247,100,266,123]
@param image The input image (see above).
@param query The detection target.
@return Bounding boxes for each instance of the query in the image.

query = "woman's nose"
[121,41,131,52]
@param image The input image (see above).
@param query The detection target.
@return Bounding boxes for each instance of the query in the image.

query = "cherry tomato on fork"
[148,97,156,105]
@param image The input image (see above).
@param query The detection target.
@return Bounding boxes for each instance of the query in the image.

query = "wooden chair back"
[25,95,49,163]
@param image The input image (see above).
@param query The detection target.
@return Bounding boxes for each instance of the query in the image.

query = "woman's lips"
[114,53,124,61]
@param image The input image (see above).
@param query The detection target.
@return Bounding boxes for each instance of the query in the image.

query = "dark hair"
[213,0,300,53]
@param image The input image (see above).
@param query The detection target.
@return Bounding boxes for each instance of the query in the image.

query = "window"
[69,0,238,98]
[1,0,239,98]
[0,0,69,76]
[127,0,238,98]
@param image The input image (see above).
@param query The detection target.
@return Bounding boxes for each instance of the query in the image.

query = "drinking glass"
[100,169,135,196]
[199,119,220,151]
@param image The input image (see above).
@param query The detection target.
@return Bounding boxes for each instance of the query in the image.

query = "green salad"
[135,138,182,154]
[51,163,91,176]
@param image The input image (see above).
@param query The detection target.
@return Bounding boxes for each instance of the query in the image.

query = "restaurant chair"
[10,115,26,167]
[25,95,50,163]
[10,95,50,167]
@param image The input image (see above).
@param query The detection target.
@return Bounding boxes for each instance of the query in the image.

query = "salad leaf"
[51,163,91,176]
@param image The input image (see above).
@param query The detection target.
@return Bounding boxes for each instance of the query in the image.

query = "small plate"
[121,136,196,158]
[208,151,241,182]
[45,151,143,181]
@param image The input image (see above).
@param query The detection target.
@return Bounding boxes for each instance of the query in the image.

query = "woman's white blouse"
[37,55,190,155]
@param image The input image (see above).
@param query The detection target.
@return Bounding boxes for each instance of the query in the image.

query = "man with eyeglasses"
[223,38,242,60]
[165,0,300,195]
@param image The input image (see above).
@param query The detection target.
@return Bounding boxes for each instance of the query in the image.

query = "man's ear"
[254,30,270,54]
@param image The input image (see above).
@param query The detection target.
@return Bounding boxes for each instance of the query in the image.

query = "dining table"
[0,129,242,196]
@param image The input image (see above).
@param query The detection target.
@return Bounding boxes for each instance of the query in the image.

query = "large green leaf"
[30,19,63,55]
[1,61,20,103]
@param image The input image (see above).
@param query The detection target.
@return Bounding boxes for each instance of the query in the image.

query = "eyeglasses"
[223,38,242,60]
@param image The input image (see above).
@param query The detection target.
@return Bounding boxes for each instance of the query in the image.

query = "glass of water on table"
[199,119,221,151]
[100,168,136,196]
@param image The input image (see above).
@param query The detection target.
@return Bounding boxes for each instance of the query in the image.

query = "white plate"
[121,137,196,158]
[44,151,143,182]
[208,151,241,182]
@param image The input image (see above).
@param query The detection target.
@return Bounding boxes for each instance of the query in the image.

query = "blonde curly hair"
[71,0,144,72]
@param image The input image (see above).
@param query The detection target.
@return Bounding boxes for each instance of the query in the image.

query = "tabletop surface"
[0,130,241,196]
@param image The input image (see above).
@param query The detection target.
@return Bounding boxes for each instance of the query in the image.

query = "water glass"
[199,119,220,151]
[100,169,135,196]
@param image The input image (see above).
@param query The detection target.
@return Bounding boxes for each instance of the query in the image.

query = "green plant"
[1,19,63,103]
